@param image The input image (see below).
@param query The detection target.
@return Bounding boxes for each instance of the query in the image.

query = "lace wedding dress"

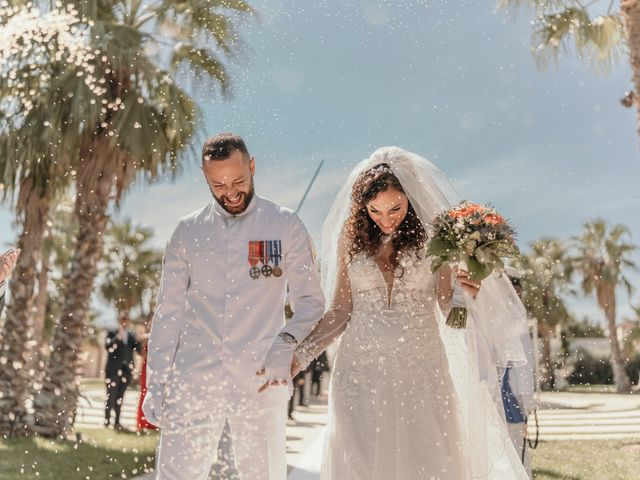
[296,247,530,480]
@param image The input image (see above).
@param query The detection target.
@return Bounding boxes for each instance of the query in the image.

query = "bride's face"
[366,188,409,236]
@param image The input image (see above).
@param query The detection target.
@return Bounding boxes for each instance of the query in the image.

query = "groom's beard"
[212,182,255,215]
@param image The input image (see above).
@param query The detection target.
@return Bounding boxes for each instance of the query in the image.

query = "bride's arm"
[435,264,481,315]
[435,264,454,314]
[293,244,353,374]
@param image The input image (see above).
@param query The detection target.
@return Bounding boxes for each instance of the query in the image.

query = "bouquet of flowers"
[426,201,520,328]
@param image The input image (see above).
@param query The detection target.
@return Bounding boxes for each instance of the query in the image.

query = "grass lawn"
[532,440,640,480]
[0,428,158,479]
[2,429,639,479]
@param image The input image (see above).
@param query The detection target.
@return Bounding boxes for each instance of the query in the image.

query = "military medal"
[261,240,273,277]
[272,240,283,277]
[248,241,261,279]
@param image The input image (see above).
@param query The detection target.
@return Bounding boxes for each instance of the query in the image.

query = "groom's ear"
[249,156,256,176]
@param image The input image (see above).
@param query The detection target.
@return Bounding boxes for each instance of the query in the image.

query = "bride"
[264,147,531,479]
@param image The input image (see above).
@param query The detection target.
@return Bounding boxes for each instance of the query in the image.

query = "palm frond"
[609,223,632,241]
[532,7,590,69]
[170,44,230,93]
[570,219,638,300]
[575,14,625,71]
[498,0,581,12]
[99,218,163,314]
[621,276,634,297]
[503,0,626,73]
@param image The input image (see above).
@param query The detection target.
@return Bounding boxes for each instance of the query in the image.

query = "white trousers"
[155,406,287,480]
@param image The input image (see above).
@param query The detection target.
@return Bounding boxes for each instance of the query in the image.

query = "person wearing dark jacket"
[105,315,142,430]
[0,249,20,316]
[310,351,330,396]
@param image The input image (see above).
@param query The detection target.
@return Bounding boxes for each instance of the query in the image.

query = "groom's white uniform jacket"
[147,195,325,414]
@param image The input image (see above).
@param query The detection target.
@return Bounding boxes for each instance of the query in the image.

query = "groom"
[143,133,325,480]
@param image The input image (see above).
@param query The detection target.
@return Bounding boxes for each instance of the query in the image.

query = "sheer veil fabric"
[317,146,530,479]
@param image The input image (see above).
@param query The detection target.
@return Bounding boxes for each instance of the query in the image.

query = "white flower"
[0,6,102,113]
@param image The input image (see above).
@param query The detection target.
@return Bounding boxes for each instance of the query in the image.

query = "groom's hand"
[141,383,164,426]
[257,354,300,393]
[256,334,297,394]
[256,374,287,393]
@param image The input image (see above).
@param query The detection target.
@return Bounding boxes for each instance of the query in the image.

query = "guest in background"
[288,369,308,420]
[105,314,142,430]
[310,351,330,396]
[502,267,536,478]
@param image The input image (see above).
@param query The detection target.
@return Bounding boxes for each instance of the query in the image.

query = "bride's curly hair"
[345,163,427,277]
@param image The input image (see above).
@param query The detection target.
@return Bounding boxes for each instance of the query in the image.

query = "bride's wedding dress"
[297,248,530,479]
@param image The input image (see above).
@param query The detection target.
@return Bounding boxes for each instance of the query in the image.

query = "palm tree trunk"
[538,324,555,390]
[0,178,50,438]
[27,253,51,377]
[622,0,640,142]
[32,143,118,438]
[598,285,632,393]
[33,252,50,347]
[539,289,557,390]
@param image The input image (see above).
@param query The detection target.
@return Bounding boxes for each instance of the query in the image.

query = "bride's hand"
[454,269,481,299]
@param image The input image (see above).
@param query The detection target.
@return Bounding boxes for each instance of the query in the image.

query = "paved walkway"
[126,398,327,480]
[76,383,640,478]
[531,391,640,441]
[76,382,139,430]
[77,381,327,479]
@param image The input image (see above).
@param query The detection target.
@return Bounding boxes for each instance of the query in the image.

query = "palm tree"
[569,220,637,392]
[0,174,56,438]
[515,238,572,390]
[21,0,255,438]
[33,198,78,350]
[498,1,640,142]
[622,1,640,133]
[0,6,82,437]
[99,219,162,328]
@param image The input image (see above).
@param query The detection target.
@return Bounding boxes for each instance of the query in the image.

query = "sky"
[1,0,639,324]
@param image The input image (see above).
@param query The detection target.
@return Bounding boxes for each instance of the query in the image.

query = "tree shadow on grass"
[0,430,157,480]
[534,467,582,480]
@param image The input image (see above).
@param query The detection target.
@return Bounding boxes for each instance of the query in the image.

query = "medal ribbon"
[248,241,259,267]
[259,241,267,265]
[273,241,281,267]
[267,240,274,266]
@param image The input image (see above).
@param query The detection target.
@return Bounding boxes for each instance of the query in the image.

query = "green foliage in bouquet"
[427,201,520,282]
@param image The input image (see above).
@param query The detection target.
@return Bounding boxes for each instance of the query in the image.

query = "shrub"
[568,350,613,385]
[625,354,640,386]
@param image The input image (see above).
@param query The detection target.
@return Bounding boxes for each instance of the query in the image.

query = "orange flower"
[483,213,504,224]
[450,203,483,219]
